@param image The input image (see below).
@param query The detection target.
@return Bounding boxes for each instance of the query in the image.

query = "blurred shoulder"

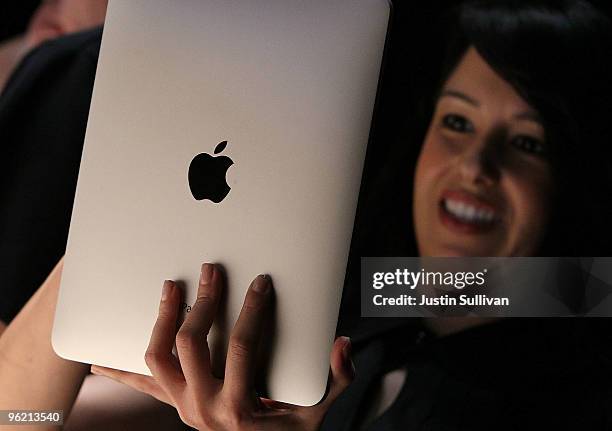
[0,26,102,105]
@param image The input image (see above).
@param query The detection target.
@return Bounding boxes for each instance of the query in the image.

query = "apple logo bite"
[188,141,234,203]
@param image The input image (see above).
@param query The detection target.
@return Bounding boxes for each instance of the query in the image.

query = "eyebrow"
[514,111,543,125]
[439,89,480,107]
[441,89,544,126]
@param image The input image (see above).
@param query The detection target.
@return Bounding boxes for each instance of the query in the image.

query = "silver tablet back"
[53,0,390,406]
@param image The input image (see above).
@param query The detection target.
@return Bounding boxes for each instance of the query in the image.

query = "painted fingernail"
[252,274,270,294]
[201,263,214,284]
[162,280,174,301]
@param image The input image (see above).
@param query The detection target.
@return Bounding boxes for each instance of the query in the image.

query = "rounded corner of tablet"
[51,326,74,362]
[287,377,331,408]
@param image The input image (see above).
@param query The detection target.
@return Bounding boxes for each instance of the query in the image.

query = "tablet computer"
[52,0,390,406]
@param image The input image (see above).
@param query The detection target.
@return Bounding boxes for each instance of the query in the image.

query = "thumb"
[321,336,355,408]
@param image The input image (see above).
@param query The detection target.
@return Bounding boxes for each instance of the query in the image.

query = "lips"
[438,189,501,234]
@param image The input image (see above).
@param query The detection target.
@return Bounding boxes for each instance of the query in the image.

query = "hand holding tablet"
[91,263,354,430]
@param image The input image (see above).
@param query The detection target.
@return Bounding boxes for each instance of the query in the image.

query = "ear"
[214,141,228,154]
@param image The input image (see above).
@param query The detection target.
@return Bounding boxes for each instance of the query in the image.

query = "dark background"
[0,1,40,42]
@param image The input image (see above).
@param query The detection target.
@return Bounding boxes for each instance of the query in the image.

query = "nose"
[457,132,501,186]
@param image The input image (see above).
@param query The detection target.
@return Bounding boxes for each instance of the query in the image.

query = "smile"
[438,189,501,234]
[443,198,495,224]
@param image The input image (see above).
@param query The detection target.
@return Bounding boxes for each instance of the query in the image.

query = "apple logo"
[188,141,234,203]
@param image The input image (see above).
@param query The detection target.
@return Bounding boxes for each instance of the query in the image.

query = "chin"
[419,242,500,257]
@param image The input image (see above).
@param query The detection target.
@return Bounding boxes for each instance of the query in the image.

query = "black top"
[321,318,612,430]
[0,28,101,323]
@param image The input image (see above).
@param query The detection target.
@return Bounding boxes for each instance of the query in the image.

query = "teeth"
[444,199,495,224]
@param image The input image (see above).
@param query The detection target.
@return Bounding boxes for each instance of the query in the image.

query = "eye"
[511,135,546,156]
[441,114,474,133]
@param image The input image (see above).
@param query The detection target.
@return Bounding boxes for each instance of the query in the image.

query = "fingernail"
[340,337,355,378]
[162,280,173,301]
[200,263,214,284]
[90,366,100,375]
[341,336,352,360]
[252,274,270,294]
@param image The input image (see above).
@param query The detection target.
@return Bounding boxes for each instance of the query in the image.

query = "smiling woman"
[325,1,612,428]
[360,0,612,261]
[414,47,554,257]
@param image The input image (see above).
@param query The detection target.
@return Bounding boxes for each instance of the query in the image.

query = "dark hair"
[356,0,612,258]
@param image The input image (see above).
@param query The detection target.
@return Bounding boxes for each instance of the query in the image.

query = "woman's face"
[413,47,553,257]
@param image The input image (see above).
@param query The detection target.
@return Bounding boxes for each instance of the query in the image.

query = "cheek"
[413,133,457,255]
[413,134,454,241]
[503,171,553,250]
[414,135,453,200]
